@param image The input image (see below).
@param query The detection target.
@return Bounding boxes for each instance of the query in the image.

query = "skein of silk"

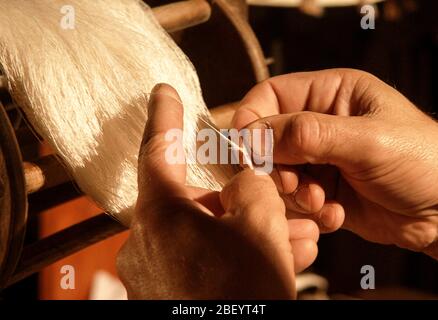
[0,0,236,225]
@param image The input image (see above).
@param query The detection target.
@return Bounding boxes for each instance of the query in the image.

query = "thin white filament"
[197,117,254,170]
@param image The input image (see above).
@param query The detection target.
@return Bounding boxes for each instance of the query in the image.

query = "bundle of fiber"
[0,0,235,225]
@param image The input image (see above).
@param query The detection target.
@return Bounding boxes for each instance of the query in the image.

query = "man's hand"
[233,68,438,259]
[116,84,319,299]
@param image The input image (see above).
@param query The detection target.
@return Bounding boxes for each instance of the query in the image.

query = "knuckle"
[397,221,438,252]
[222,170,285,215]
[258,79,274,92]
[240,188,285,218]
[285,113,325,156]
[417,225,438,251]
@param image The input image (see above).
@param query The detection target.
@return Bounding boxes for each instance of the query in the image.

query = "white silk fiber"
[0,0,231,225]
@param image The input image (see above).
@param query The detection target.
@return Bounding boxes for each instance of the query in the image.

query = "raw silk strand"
[0,0,235,225]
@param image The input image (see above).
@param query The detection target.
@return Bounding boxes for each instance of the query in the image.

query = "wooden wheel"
[0,100,27,289]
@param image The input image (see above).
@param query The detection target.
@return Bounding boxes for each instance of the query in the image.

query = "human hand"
[233,68,438,259]
[116,84,319,299]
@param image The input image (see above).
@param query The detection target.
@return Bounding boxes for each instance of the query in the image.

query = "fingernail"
[151,83,163,94]
[245,121,273,165]
[148,84,164,112]
[294,185,312,212]
[150,83,182,104]
[278,166,299,195]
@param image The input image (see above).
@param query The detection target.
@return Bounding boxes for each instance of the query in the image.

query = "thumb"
[245,111,376,170]
[137,83,187,204]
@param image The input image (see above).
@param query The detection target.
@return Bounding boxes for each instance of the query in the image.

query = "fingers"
[137,83,187,204]
[219,169,291,254]
[284,173,325,214]
[220,168,320,271]
[220,169,300,277]
[290,239,318,273]
[273,166,325,213]
[270,165,299,195]
[271,165,326,215]
[288,219,319,242]
[245,111,375,171]
[271,164,343,232]
[287,201,345,233]
[232,68,379,129]
[317,201,345,233]
[220,169,285,223]
[288,219,319,272]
